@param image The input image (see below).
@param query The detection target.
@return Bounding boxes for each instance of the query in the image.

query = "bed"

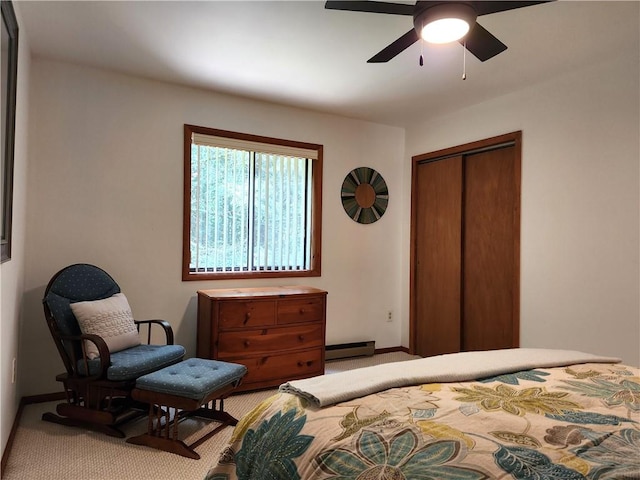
[205,348,639,479]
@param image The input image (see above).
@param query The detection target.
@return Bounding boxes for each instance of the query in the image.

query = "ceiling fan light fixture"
[414,3,477,44]
[422,18,470,44]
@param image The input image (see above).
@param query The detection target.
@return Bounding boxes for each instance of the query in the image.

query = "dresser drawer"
[277,296,325,324]
[218,324,324,356]
[222,348,323,386]
[219,300,276,329]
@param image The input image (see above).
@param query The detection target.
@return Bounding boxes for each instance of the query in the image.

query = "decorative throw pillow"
[70,293,141,359]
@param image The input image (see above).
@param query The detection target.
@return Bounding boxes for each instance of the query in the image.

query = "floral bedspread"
[206,362,639,479]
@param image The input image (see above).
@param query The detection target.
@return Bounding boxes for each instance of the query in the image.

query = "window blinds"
[189,133,313,274]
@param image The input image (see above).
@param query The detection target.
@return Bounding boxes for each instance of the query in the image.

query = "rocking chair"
[42,263,185,437]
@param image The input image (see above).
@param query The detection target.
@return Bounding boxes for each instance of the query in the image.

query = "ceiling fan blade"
[460,23,507,62]
[324,1,414,15]
[473,1,552,16]
[368,29,420,63]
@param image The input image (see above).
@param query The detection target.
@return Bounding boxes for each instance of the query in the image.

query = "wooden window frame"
[182,124,323,281]
[1,1,18,263]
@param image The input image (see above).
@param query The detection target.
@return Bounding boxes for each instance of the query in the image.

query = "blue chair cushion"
[135,358,247,401]
[78,344,186,381]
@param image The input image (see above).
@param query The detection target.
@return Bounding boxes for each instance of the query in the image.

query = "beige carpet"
[2,352,417,480]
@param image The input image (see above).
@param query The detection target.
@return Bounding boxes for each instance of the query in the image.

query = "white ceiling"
[18,1,639,127]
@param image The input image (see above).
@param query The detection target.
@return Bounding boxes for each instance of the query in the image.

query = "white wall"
[402,50,640,366]
[1,2,31,456]
[21,59,405,396]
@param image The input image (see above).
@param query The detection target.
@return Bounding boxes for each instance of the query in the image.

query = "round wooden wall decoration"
[341,167,389,224]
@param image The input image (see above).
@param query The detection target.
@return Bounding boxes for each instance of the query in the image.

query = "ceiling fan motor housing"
[413,2,478,37]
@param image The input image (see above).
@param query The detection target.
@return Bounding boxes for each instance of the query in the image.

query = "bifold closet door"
[463,146,518,351]
[414,156,463,357]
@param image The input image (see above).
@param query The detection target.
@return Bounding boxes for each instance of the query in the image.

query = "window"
[183,125,323,280]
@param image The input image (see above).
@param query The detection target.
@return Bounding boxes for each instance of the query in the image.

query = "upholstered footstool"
[127,358,247,459]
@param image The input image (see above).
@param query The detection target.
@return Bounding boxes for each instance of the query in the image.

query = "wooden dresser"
[196,286,327,392]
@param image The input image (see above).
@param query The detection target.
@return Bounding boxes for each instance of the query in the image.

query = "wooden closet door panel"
[463,146,517,351]
[414,157,462,357]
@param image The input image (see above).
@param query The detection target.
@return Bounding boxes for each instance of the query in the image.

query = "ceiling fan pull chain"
[419,28,425,66]
[462,41,467,80]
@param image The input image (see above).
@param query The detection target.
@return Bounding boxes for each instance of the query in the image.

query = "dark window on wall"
[183,125,323,280]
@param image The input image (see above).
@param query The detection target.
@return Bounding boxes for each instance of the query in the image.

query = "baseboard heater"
[325,341,375,360]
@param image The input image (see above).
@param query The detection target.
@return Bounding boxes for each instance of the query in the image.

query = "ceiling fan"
[324,1,552,64]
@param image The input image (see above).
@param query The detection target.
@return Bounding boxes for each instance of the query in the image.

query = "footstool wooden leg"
[192,399,239,426]
[128,432,200,459]
[128,404,202,459]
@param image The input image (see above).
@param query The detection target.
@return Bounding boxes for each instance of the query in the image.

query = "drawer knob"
[298,335,305,341]
[299,308,305,314]
[244,340,250,347]
[244,312,252,324]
